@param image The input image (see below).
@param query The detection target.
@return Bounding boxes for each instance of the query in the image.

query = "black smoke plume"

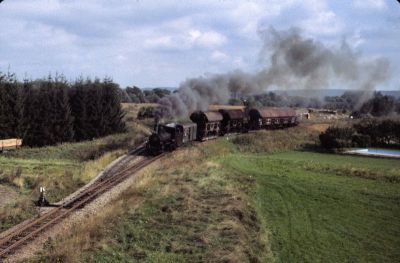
[155,27,390,119]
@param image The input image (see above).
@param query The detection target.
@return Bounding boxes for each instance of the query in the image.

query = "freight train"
[146,107,298,155]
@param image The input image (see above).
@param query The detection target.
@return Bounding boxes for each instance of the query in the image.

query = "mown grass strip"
[221,151,400,263]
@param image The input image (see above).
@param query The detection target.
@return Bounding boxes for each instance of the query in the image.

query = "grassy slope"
[31,141,270,262]
[0,144,128,232]
[0,108,150,232]
[221,152,400,263]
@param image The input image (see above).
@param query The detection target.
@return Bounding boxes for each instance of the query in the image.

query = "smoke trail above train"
[155,27,390,120]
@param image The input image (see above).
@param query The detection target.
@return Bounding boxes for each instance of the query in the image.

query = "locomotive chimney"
[154,116,160,133]
[241,98,250,115]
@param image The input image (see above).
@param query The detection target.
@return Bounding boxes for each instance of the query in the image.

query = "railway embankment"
[0,128,147,232]
[3,149,156,262]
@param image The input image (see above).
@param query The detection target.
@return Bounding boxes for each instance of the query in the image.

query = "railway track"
[99,142,147,179]
[0,146,165,260]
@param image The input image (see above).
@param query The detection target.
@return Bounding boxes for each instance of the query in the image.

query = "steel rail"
[0,150,164,260]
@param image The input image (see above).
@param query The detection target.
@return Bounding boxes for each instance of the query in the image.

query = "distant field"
[221,151,400,262]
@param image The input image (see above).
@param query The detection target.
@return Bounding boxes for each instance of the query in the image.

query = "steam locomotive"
[146,107,298,155]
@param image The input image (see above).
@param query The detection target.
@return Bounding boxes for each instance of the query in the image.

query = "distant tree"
[359,92,395,117]
[22,79,53,146]
[101,79,126,135]
[52,76,74,142]
[126,86,145,103]
[395,98,400,114]
[85,78,104,138]
[17,80,34,140]
[152,88,171,98]
[118,88,132,103]
[69,78,89,140]
[0,72,19,138]
[143,90,159,103]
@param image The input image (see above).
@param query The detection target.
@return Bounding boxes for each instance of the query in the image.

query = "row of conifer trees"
[0,73,125,147]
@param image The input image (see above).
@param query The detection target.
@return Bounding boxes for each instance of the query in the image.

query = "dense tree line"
[319,119,400,150]
[119,86,171,103]
[0,73,125,147]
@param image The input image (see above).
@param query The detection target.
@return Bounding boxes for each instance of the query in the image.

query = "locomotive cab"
[146,123,197,155]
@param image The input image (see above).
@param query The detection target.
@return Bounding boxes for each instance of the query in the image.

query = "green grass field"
[221,151,400,263]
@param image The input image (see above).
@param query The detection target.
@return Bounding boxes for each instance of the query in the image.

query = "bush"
[319,127,354,149]
[320,119,400,149]
[354,119,400,147]
[137,106,154,120]
[319,133,339,149]
[351,134,371,147]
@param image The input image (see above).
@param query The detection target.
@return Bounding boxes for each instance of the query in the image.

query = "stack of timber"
[0,139,22,152]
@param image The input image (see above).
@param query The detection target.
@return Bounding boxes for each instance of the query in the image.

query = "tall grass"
[0,149,128,232]
[4,132,139,161]
[230,125,319,153]
[30,146,272,263]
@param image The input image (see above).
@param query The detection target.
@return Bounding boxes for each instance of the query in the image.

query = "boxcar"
[248,107,297,129]
[218,109,246,135]
[181,123,197,144]
[190,111,223,141]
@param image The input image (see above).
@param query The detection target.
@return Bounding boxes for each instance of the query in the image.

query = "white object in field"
[346,148,400,158]
[0,138,22,151]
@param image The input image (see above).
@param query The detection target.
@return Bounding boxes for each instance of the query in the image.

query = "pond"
[346,148,400,158]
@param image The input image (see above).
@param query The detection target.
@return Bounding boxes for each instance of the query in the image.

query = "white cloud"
[353,0,387,10]
[298,0,344,36]
[189,30,227,47]
[144,29,226,51]
[116,55,127,62]
[348,31,365,48]
[300,9,344,36]
[144,36,174,50]
[210,50,229,62]
[233,57,246,68]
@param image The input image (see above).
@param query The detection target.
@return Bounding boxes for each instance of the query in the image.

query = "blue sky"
[0,0,399,90]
